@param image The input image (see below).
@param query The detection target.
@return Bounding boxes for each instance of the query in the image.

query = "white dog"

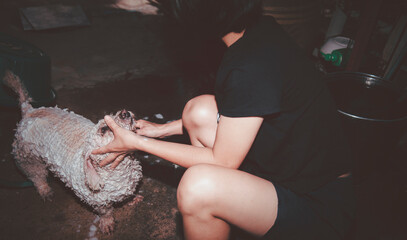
[3,71,142,234]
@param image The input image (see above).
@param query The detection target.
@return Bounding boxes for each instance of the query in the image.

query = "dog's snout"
[120,110,130,119]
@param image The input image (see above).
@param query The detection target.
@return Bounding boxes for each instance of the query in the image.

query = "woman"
[93,0,355,239]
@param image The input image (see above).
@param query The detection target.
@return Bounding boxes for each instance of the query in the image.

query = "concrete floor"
[1,1,407,240]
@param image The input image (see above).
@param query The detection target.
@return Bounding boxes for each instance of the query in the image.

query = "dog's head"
[84,109,137,191]
[96,109,137,138]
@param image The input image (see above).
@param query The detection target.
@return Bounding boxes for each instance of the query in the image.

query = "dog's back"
[3,71,94,184]
[3,70,95,197]
[14,106,95,185]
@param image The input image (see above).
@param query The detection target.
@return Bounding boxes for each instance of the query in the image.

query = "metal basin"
[325,72,407,178]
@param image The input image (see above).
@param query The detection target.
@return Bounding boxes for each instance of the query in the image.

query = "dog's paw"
[99,215,115,234]
[86,177,105,192]
[37,184,54,201]
[42,191,54,202]
[128,194,144,206]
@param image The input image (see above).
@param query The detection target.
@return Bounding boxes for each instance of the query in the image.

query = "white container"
[320,36,353,54]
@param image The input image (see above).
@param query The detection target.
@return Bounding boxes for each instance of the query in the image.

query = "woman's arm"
[93,115,263,169]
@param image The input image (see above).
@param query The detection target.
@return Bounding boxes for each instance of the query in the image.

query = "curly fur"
[4,71,142,234]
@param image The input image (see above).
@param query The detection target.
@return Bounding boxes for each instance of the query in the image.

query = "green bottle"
[321,48,352,67]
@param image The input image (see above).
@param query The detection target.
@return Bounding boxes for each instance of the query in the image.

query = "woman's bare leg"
[178,164,278,240]
[182,94,218,148]
[180,95,278,239]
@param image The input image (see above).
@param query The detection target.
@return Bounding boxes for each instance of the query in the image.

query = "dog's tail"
[2,70,33,112]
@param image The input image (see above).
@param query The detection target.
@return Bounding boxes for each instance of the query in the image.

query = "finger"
[104,115,120,132]
[92,145,110,155]
[100,152,121,167]
[134,128,144,135]
[135,119,145,128]
[111,154,126,169]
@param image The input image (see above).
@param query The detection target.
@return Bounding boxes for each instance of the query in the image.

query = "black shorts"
[263,176,356,240]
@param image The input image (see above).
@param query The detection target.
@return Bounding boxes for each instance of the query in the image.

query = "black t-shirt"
[215,16,352,194]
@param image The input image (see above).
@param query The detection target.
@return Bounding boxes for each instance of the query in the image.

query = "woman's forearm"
[135,136,217,168]
[136,119,183,138]
[160,119,183,137]
[133,116,262,169]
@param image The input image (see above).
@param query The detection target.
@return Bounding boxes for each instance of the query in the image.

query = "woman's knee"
[177,164,219,215]
[182,94,217,130]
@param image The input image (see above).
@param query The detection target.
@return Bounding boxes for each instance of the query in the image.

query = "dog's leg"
[15,154,53,201]
[95,206,115,234]
[84,156,104,191]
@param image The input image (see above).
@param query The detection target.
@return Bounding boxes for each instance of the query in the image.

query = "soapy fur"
[4,71,142,234]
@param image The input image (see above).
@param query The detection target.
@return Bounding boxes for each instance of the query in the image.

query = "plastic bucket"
[325,72,407,178]
[0,33,55,108]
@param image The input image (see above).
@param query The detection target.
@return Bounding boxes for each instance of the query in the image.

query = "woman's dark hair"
[150,0,263,38]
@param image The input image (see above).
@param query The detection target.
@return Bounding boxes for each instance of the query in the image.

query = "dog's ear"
[84,155,105,191]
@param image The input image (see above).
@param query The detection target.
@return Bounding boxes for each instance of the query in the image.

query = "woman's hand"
[135,119,183,138]
[135,119,166,138]
[92,115,141,169]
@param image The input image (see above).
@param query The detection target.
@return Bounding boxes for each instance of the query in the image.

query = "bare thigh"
[178,164,278,237]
